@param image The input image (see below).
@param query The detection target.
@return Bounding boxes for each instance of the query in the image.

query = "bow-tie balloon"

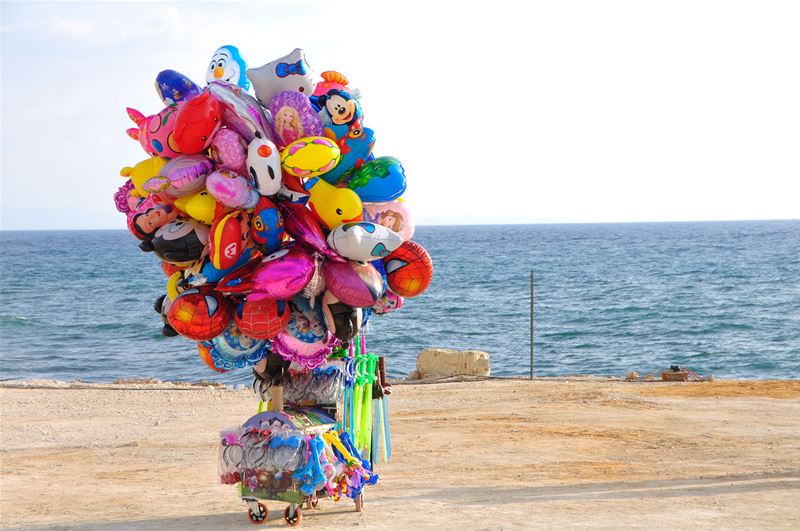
[276,59,308,78]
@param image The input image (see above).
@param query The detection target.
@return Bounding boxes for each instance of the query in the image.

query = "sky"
[1,0,798,230]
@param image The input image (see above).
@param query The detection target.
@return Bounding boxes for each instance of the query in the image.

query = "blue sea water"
[1,220,798,383]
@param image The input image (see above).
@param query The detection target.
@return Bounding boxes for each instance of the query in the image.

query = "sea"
[1,220,798,383]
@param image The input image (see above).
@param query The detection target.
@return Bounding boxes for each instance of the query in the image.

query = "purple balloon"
[322,259,383,308]
[217,247,314,300]
[269,91,323,148]
[279,202,343,261]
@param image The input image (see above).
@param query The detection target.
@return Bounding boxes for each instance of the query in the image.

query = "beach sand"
[1,378,799,529]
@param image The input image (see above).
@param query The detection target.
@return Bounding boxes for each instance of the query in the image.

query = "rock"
[416,348,490,379]
[407,370,420,381]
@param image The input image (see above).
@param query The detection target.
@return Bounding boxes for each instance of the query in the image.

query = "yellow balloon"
[174,189,218,225]
[166,271,183,301]
[280,136,341,178]
[305,177,363,229]
[120,156,167,197]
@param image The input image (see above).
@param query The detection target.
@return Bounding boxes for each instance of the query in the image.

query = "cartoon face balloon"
[235,298,291,340]
[327,222,403,262]
[318,89,362,127]
[144,218,210,266]
[247,48,315,107]
[305,177,363,229]
[167,287,233,340]
[272,295,333,369]
[250,196,284,255]
[205,321,268,370]
[382,241,433,297]
[209,210,250,270]
[364,199,415,241]
[247,138,282,196]
[206,45,250,90]
[173,92,223,154]
[126,194,179,240]
[126,104,182,159]
[269,91,323,148]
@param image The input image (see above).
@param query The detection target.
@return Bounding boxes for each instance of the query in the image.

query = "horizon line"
[1,217,798,232]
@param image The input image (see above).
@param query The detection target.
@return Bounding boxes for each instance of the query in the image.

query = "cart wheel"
[285,506,302,526]
[248,502,268,524]
[354,493,364,513]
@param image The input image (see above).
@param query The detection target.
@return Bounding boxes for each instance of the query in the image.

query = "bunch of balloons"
[114,46,433,373]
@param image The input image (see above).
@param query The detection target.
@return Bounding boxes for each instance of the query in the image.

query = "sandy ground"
[1,378,799,530]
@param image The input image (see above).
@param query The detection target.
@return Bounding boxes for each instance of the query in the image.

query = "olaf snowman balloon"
[206,45,250,90]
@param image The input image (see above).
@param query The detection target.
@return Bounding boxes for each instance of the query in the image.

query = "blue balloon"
[155,69,201,105]
[347,156,407,203]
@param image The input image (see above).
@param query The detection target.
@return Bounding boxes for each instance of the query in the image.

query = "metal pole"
[530,270,534,380]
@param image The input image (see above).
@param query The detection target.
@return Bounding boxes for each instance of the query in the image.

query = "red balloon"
[382,241,433,297]
[173,92,223,154]
[162,261,185,276]
[167,287,233,340]
[234,298,291,339]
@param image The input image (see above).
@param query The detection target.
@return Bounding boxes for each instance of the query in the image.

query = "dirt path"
[1,378,798,529]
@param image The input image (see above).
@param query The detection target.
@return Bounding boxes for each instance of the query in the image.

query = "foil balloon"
[279,202,341,261]
[305,177,363,229]
[382,240,433,297]
[206,169,258,209]
[198,342,228,372]
[120,156,167,198]
[184,248,254,285]
[234,298,291,340]
[141,218,209,266]
[302,255,326,302]
[204,321,268,370]
[173,188,218,225]
[326,222,403,262]
[269,91,323,148]
[167,287,233,340]
[313,71,350,97]
[247,138,282,196]
[272,295,334,369]
[126,193,179,241]
[156,69,201,105]
[173,92,222,154]
[143,155,213,198]
[250,196,284,255]
[210,128,247,174]
[347,156,406,203]
[205,45,250,90]
[217,247,315,301]
[321,290,362,341]
[247,48,315,108]
[209,210,250,270]
[115,180,139,215]
[280,136,340,178]
[126,104,182,159]
[277,173,310,205]
[363,199,415,241]
[371,290,404,315]
[322,259,383,308]
[206,81,272,143]
[319,124,375,184]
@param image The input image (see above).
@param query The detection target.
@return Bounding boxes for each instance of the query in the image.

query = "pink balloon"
[217,247,315,300]
[363,200,415,241]
[210,128,247,175]
[322,260,383,308]
[279,202,343,261]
